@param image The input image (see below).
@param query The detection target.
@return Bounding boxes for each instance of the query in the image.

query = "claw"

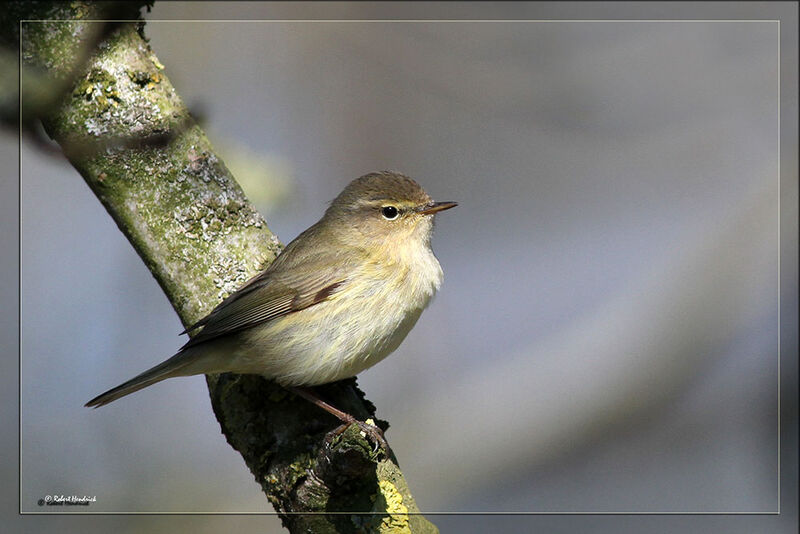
[289,386,389,452]
[327,419,387,452]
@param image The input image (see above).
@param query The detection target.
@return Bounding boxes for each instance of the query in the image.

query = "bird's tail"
[85,348,207,408]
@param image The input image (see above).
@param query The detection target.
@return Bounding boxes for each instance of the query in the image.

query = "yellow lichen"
[377,480,411,533]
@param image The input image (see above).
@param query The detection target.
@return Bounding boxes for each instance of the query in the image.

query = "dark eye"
[381,206,399,220]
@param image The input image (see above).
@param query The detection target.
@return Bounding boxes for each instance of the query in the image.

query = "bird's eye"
[381,206,399,220]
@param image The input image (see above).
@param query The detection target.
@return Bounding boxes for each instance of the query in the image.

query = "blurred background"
[5,1,798,533]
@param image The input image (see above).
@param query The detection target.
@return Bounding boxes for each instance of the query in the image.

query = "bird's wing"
[180,237,353,348]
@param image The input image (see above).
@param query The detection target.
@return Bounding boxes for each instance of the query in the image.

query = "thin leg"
[288,386,388,451]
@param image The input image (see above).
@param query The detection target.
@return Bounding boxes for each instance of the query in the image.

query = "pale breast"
[233,245,443,386]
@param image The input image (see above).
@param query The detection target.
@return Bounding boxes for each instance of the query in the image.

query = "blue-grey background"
[6,2,798,533]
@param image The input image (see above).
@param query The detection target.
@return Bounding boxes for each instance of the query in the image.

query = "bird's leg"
[288,386,388,451]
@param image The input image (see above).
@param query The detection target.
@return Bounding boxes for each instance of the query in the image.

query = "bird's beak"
[417,201,458,215]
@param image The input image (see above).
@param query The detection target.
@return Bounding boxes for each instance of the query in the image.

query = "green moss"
[70,67,122,117]
[287,453,314,482]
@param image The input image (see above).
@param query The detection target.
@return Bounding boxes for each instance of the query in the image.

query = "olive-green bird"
[86,171,456,443]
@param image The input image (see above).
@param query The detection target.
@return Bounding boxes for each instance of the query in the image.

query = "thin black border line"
[776,16,782,516]
[17,17,22,518]
[17,17,786,517]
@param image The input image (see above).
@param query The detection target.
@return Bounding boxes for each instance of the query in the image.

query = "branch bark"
[12,3,438,532]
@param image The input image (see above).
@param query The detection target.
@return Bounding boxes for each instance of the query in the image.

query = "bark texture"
[12,3,437,532]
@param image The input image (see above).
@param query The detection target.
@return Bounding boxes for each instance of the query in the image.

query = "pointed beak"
[417,201,458,215]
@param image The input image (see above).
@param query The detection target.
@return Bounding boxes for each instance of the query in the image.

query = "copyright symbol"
[37,499,44,506]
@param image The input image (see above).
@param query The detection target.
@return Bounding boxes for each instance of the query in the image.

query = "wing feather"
[181,228,354,348]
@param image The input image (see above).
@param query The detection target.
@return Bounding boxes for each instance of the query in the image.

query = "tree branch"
[11,2,437,531]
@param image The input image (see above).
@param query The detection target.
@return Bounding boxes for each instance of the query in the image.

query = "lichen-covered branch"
[11,2,437,532]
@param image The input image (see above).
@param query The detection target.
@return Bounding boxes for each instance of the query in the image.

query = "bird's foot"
[327,416,388,452]
[288,386,389,452]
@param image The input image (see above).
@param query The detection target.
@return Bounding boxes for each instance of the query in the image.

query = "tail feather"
[85,350,202,408]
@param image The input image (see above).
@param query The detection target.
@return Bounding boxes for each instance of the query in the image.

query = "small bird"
[86,171,456,445]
